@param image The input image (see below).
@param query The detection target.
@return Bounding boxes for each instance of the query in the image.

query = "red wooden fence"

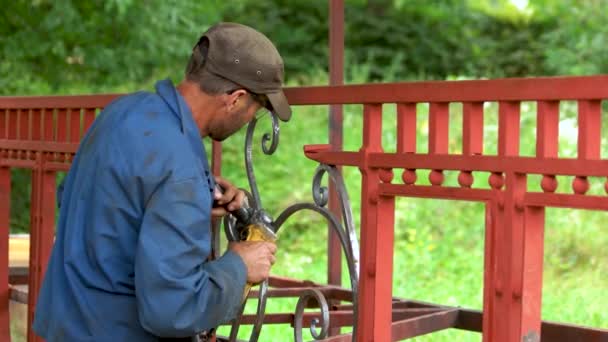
[295,75,608,341]
[1,75,608,341]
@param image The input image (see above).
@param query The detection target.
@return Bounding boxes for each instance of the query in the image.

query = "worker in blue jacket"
[32,22,292,341]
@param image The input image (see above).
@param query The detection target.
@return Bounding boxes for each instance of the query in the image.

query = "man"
[32,22,292,341]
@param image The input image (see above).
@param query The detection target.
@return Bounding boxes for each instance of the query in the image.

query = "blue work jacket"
[32,79,247,341]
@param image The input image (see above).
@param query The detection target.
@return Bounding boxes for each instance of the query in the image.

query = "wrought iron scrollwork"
[274,164,359,341]
[225,112,359,341]
[293,289,330,342]
[244,112,279,208]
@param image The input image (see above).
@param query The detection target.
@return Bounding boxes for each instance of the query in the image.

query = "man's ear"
[225,89,248,111]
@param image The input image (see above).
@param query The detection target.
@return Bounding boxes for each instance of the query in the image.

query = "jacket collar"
[154,78,216,190]
[155,78,192,133]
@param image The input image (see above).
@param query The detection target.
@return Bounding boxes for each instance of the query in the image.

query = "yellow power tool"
[227,205,277,301]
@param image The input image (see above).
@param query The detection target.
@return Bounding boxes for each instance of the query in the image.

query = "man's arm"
[134,176,247,337]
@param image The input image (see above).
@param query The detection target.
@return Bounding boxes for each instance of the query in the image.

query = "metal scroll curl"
[225,112,278,342]
[274,164,360,341]
[293,289,330,341]
[225,112,360,341]
[244,111,279,208]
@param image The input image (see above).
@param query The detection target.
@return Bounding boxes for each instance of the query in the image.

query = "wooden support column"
[0,166,10,341]
[328,0,345,289]
[357,104,395,342]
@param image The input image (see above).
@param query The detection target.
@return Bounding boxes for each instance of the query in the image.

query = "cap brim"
[267,91,292,122]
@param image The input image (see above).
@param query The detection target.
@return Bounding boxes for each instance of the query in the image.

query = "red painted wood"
[210,140,223,262]
[0,109,6,139]
[524,192,608,210]
[0,167,10,341]
[397,103,417,154]
[482,201,497,342]
[0,141,78,154]
[357,104,394,342]
[18,109,30,140]
[31,110,42,141]
[307,150,608,177]
[520,206,544,339]
[211,140,222,176]
[56,109,67,143]
[27,159,40,342]
[577,100,601,160]
[463,102,484,155]
[328,0,345,291]
[536,101,559,158]
[498,101,521,156]
[379,183,495,201]
[0,94,120,110]
[83,108,96,137]
[27,164,56,342]
[69,108,82,143]
[429,102,449,154]
[7,110,17,140]
[375,194,395,338]
[283,75,608,105]
[362,104,383,151]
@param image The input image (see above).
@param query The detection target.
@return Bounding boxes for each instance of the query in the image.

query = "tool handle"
[214,184,252,224]
[241,225,277,301]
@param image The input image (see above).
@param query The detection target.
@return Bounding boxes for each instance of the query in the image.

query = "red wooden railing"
[1,75,608,341]
[295,75,608,341]
[0,95,120,342]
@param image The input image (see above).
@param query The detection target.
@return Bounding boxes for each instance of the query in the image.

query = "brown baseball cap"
[201,22,292,122]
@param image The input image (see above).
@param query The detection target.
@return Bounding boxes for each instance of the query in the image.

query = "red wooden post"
[83,108,96,137]
[396,103,416,154]
[43,109,54,144]
[1,109,6,138]
[519,205,544,341]
[462,102,484,155]
[27,109,58,342]
[69,108,81,143]
[0,166,10,341]
[328,0,344,289]
[357,104,395,342]
[485,100,544,341]
[428,102,449,154]
[57,109,67,162]
[482,197,499,342]
[8,110,17,140]
[18,109,30,141]
[210,140,222,261]
[31,109,42,141]
[0,109,11,341]
[428,102,449,186]
[27,157,56,342]
[577,100,601,160]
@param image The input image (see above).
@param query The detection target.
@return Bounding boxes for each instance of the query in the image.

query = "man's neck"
[176,80,218,137]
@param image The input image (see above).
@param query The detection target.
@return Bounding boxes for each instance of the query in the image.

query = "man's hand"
[229,241,277,284]
[212,176,245,218]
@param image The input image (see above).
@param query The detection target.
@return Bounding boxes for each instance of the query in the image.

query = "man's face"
[209,91,264,141]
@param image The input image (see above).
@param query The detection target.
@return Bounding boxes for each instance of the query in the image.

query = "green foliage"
[537,0,608,75]
[0,0,227,95]
[222,0,608,83]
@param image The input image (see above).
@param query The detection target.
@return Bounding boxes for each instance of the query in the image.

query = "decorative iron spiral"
[225,112,360,341]
[293,289,330,342]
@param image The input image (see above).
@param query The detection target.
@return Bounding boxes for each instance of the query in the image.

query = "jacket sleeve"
[134,176,247,337]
